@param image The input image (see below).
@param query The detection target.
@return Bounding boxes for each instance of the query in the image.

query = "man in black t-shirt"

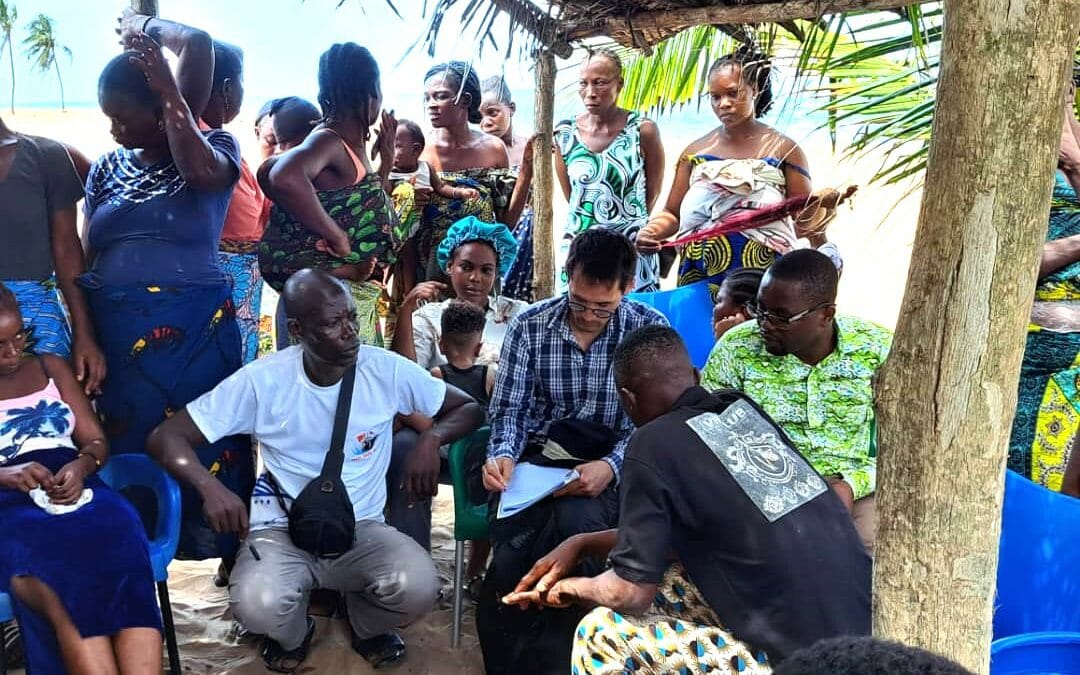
[504,325,871,671]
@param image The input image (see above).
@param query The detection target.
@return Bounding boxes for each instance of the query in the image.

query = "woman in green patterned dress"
[1008,97,1080,489]
[554,49,666,292]
[258,43,400,347]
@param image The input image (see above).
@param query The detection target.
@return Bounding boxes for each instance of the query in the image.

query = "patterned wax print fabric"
[502,206,534,302]
[701,315,892,500]
[571,564,771,675]
[1008,171,1080,489]
[676,156,799,297]
[413,168,517,282]
[8,276,70,358]
[555,112,657,292]
[81,281,255,560]
[219,246,263,365]
[258,173,402,292]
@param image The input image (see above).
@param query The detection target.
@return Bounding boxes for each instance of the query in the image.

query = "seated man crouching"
[703,249,891,552]
[477,228,668,674]
[505,326,871,673]
[148,269,483,672]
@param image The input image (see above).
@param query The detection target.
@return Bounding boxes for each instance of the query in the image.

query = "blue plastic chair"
[991,631,1080,674]
[0,592,11,674]
[994,470,1080,640]
[628,280,716,369]
[100,454,183,675]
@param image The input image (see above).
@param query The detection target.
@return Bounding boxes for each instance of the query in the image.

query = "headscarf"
[437,216,519,278]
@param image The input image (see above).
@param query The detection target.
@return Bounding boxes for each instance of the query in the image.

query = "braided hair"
[317,43,380,127]
[708,46,774,117]
[481,75,513,105]
[425,61,482,124]
[585,47,624,83]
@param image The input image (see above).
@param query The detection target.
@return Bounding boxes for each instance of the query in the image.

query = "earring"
[157,119,165,131]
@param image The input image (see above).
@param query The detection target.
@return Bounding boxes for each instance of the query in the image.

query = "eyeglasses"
[746,301,835,327]
[567,299,616,319]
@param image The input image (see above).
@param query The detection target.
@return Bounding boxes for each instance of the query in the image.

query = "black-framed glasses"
[567,300,616,319]
[746,301,835,327]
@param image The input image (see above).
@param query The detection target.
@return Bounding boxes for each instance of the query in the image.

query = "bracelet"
[78,451,102,470]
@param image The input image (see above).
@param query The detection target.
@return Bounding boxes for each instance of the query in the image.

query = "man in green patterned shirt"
[701,250,891,552]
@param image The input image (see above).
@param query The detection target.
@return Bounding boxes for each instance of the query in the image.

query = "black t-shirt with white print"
[609,386,871,662]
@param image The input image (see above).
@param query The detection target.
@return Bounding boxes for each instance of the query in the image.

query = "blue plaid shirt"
[487,295,668,479]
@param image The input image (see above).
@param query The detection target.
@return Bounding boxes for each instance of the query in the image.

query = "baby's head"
[393,119,425,173]
[438,299,486,365]
[271,96,322,153]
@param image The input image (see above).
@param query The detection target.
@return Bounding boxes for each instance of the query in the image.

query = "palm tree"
[0,1,16,115]
[23,13,71,112]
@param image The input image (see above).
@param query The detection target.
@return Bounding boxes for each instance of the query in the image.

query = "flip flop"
[261,617,315,673]
[351,631,406,669]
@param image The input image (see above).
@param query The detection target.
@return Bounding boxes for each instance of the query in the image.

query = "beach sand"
[5,107,922,673]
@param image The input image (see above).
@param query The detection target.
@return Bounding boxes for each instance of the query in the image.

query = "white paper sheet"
[496,463,579,519]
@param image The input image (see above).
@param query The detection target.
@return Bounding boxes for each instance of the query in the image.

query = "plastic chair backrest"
[991,631,1080,674]
[994,470,1080,639]
[0,591,11,623]
[628,281,716,369]
[447,428,491,542]
[99,453,182,579]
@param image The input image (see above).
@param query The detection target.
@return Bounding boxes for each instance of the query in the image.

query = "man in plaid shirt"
[478,228,668,674]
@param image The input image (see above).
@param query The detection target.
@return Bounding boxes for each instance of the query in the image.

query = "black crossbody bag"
[268,366,357,558]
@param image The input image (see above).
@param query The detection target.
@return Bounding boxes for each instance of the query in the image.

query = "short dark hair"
[318,42,380,126]
[0,282,18,316]
[772,637,974,675]
[271,96,321,144]
[425,61,483,124]
[613,325,689,387]
[281,269,349,322]
[481,75,513,105]
[720,267,765,307]
[98,52,158,109]
[212,40,243,93]
[440,300,486,348]
[708,46,774,117]
[255,98,277,127]
[565,228,637,288]
[397,119,425,150]
[765,249,839,305]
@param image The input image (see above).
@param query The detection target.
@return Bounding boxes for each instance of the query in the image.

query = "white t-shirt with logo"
[188,345,446,531]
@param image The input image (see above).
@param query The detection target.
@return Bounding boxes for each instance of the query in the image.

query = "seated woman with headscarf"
[258,43,401,347]
[82,31,254,561]
[0,284,163,674]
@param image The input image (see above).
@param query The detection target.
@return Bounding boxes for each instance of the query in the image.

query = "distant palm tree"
[23,13,71,111]
[0,2,16,114]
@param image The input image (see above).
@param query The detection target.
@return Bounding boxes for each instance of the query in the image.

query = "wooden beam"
[489,0,574,59]
[531,50,557,300]
[565,0,928,43]
[873,0,1080,669]
[131,0,158,15]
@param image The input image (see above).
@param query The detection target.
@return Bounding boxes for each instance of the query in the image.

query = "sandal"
[351,631,406,669]
[261,617,315,673]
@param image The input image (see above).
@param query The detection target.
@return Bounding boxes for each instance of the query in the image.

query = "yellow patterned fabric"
[571,565,771,675]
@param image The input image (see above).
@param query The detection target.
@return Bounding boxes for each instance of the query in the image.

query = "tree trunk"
[131,0,159,15]
[531,50,556,300]
[873,0,1080,670]
[53,59,64,112]
[7,38,13,115]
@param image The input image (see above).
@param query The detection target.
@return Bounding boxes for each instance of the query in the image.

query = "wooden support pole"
[131,0,158,15]
[531,50,556,300]
[873,0,1080,670]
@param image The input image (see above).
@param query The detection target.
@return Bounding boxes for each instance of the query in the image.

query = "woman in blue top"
[79,33,254,560]
[637,48,814,297]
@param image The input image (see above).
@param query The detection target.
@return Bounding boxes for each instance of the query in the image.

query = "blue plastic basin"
[991,632,1080,674]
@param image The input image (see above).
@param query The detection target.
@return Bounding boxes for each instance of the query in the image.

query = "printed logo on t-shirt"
[686,399,827,522]
[349,431,379,461]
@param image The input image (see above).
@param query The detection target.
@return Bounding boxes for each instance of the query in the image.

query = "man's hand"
[200,480,249,538]
[482,457,515,492]
[403,435,441,503]
[71,334,107,396]
[827,477,855,513]
[503,535,586,609]
[554,460,614,499]
[0,462,55,493]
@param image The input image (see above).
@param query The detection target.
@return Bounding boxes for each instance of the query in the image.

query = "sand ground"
[5,107,922,673]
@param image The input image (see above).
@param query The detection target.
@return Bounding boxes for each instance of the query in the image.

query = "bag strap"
[320,364,356,481]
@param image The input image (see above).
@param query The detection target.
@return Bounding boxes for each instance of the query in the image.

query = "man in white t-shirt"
[147,269,483,671]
